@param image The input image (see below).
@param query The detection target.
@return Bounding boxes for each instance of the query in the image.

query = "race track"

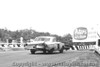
[0,50,100,67]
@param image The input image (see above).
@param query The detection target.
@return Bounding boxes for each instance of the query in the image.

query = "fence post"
[6,39,9,47]
[20,37,24,47]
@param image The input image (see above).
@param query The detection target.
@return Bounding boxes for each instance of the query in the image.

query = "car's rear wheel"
[59,46,64,53]
[30,49,35,54]
[48,49,54,54]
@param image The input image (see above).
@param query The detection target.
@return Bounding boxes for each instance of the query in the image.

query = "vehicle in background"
[25,36,65,54]
[62,42,73,50]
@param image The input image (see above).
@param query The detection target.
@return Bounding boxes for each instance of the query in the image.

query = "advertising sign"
[73,27,99,42]
[74,27,88,40]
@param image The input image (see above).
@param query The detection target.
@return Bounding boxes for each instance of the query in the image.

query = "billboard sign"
[73,27,99,42]
[74,27,88,40]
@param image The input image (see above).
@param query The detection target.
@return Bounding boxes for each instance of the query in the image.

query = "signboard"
[74,27,88,40]
[73,27,99,42]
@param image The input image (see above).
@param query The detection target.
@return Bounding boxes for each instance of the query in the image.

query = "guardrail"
[69,45,95,50]
[0,43,26,51]
[0,43,98,52]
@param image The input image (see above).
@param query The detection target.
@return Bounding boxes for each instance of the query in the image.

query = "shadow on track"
[29,51,65,55]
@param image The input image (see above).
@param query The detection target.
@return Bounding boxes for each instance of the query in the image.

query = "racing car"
[25,36,65,54]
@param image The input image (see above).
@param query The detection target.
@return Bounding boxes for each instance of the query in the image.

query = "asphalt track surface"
[0,50,100,67]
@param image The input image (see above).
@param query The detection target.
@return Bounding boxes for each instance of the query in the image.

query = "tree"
[61,34,72,45]
[0,28,73,44]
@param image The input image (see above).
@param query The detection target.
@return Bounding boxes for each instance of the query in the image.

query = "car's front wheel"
[30,49,35,54]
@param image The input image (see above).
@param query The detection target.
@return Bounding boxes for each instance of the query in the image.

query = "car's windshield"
[34,37,50,41]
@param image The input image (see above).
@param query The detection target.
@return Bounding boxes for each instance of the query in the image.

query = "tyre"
[59,46,64,53]
[30,49,35,54]
[48,49,54,54]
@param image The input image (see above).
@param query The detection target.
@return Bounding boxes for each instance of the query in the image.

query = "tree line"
[0,28,72,44]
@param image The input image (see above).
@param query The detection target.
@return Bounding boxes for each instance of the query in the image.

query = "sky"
[0,0,100,36]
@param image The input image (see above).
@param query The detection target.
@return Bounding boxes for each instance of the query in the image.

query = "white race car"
[25,36,65,54]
